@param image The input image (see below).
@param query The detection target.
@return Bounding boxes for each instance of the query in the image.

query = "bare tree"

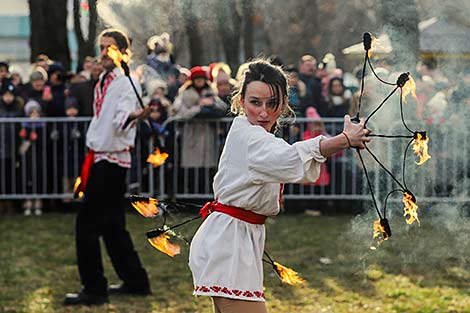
[73,0,98,69]
[215,0,241,70]
[29,0,71,68]
[181,0,204,66]
[241,0,254,60]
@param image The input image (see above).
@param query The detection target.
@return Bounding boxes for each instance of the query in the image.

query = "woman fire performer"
[189,59,371,312]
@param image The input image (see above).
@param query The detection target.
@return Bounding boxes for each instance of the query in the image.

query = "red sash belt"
[200,201,267,225]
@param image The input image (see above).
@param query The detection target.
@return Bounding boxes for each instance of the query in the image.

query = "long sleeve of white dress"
[247,126,326,184]
[213,116,327,216]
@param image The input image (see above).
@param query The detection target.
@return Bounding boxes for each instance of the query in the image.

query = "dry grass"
[0,210,469,313]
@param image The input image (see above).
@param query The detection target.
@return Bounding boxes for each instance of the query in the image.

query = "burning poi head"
[402,190,420,225]
[107,44,132,76]
[373,218,391,241]
[146,228,181,257]
[72,176,84,198]
[130,195,159,217]
[273,261,304,285]
[413,131,431,165]
[147,148,169,167]
[401,74,418,103]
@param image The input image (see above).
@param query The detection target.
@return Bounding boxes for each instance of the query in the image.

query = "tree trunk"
[29,0,71,69]
[73,0,98,70]
[241,0,254,61]
[380,0,420,70]
[216,0,241,71]
[181,0,204,67]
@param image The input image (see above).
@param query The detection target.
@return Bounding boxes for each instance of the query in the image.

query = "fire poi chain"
[354,32,431,246]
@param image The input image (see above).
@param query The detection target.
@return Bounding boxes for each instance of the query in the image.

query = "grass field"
[0,209,469,313]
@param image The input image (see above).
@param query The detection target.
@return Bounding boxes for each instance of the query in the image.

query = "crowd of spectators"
[1,31,469,214]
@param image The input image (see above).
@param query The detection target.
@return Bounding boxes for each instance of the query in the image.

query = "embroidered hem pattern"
[194,285,265,301]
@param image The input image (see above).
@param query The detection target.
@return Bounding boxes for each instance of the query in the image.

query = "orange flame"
[367,35,377,58]
[107,44,132,70]
[131,197,159,217]
[403,191,419,225]
[147,148,169,167]
[413,133,431,165]
[372,219,389,240]
[72,177,84,198]
[401,74,418,103]
[273,261,304,285]
[147,233,181,257]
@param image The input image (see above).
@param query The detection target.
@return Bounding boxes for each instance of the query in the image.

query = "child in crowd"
[19,100,45,215]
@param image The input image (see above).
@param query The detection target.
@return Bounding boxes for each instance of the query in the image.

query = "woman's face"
[31,79,45,91]
[241,81,284,132]
[331,80,344,95]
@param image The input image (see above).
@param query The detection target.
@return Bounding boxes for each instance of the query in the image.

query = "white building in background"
[0,0,30,77]
[0,0,79,78]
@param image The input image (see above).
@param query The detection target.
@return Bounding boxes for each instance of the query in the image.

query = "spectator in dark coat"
[18,68,51,113]
[298,55,324,115]
[0,82,24,193]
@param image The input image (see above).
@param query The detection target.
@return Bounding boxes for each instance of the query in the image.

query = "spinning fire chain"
[353,33,431,246]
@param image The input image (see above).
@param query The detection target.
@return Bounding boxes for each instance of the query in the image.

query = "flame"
[401,74,418,103]
[371,219,389,249]
[273,261,304,285]
[72,176,84,198]
[107,44,132,70]
[372,219,388,240]
[367,36,376,58]
[131,197,159,217]
[413,133,431,165]
[403,191,419,225]
[147,233,181,257]
[147,148,169,167]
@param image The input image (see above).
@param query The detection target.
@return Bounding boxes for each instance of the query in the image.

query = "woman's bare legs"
[212,297,267,313]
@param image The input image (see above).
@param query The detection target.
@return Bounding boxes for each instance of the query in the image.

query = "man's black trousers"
[76,160,150,296]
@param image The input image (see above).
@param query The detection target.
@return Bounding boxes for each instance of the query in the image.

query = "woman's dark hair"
[231,59,293,132]
[98,28,130,51]
[328,77,345,96]
[232,59,289,113]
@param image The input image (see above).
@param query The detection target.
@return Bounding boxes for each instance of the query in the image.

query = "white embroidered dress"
[86,67,141,168]
[189,116,326,301]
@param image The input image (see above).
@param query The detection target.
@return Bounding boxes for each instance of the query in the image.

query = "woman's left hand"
[342,115,371,149]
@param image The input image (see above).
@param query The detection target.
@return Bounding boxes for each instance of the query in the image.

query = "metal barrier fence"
[0,117,465,204]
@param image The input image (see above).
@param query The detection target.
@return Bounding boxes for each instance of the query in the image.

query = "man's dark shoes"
[64,291,109,305]
[108,283,151,296]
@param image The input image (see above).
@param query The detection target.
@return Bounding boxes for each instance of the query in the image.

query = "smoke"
[344,1,470,283]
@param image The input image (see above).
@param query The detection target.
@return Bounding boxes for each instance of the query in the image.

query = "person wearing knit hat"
[30,67,48,82]
[178,67,190,84]
[0,81,23,117]
[24,99,42,117]
[173,65,227,168]
[19,98,45,216]
[190,66,208,81]
[0,81,15,96]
